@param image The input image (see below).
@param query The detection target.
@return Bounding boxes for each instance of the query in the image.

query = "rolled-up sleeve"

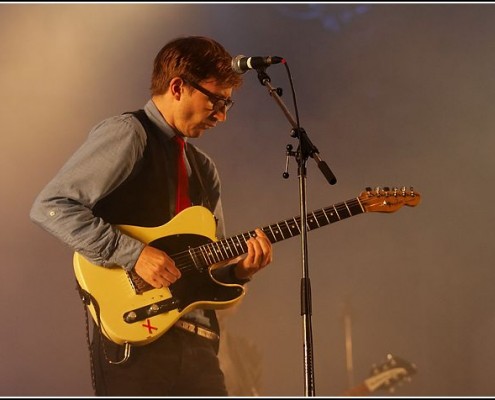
[30,114,147,271]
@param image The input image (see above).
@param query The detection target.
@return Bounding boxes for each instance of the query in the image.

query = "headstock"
[360,186,421,213]
[365,353,418,393]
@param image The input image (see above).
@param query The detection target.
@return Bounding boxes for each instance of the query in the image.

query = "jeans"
[91,326,227,396]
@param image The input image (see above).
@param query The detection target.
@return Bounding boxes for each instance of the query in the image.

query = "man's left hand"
[234,228,273,280]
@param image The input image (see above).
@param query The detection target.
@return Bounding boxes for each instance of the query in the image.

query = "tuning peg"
[401,186,414,196]
[387,355,397,367]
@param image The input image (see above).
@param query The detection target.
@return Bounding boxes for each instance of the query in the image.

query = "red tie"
[174,135,191,214]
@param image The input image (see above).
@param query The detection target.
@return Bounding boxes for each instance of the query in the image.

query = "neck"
[152,95,178,133]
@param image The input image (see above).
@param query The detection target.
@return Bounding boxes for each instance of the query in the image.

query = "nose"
[213,106,227,122]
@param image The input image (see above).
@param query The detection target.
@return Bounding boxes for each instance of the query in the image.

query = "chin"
[192,129,206,138]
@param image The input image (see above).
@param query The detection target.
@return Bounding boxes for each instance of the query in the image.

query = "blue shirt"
[30,99,226,271]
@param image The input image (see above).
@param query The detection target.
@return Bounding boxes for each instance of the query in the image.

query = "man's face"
[177,79,234,139]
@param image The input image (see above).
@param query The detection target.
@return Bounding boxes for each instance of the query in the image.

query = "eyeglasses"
[182,77,234,112]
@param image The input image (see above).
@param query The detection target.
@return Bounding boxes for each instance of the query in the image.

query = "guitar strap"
[75,281,98,394]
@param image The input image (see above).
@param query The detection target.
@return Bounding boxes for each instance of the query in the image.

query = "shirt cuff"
[108,234,146,272]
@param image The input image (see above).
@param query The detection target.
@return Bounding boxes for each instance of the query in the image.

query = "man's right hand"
[134,245,181,288]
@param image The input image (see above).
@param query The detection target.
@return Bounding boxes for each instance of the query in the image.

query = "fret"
[335,201,351,219]
[214,243,223,263]
[266,224,277,242]
[275,223,286,239]
[344,200,352,216]
[321,208,331,224]
[280,220,292,238]
[200,247,211,265]
[205,243,220,263]
[224,238,236,258]
[242,231,255,245]
[240,232,249,243]
[314,210,328,227]
[205,243,217,263]
[323,206,339,224]
[288,218,301,236]
[312,212,321,227]
[283,220,296,237]
[270,224,285,242]
[188,248,202,271]
[332,205,342,221]
[307,213,319,231]
[225,237,237,258]
[199,246,213,265]
[356,197,365,213]
[215,241,229,262]
[293,216,302,233]
[292,216,310,233]
[215,242,228,262]
[311,211,321,228]
[235,234,244,250]
[234,235,247,254]
[348,198,365,215]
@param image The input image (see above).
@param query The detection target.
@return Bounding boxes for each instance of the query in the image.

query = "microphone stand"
[254,67,336,397]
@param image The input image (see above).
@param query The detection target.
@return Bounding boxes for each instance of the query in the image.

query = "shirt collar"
[144,99,186,142]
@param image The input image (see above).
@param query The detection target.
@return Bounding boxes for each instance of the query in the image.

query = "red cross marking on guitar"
[142,319,158,334]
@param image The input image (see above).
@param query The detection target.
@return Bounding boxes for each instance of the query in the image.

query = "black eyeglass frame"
[181,77,234,112]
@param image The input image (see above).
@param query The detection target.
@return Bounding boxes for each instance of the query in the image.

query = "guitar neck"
[190,198,364,268]
[262,197,364,245]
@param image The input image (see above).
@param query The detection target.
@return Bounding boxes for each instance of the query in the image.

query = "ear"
[169,77,184,100]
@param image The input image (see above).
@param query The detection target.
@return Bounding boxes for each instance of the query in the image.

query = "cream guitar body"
[74,206,244,346]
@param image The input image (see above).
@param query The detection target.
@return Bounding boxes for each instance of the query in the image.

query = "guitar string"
[172,198,362,271]
[139,194,410,284]
[170,198,364,274]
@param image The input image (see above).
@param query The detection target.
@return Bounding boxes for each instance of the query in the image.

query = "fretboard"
[188,197,364,269]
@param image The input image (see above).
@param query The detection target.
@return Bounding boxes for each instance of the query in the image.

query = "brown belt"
[174,319,220,342]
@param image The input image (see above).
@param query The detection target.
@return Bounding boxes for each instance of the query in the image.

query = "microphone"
[231,54,284,74]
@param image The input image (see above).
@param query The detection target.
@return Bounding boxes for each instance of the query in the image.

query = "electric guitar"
[344,354,417,396]
[74,186,420,346]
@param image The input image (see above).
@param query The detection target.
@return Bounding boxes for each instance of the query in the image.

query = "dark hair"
[150,36,243,96]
